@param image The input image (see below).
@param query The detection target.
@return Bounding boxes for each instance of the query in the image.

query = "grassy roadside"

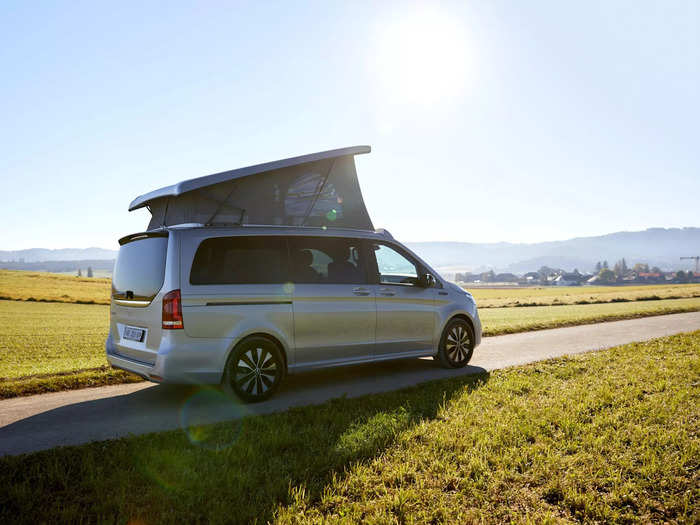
[2,332,698,524]
[2,298,700,399]
[0,366,142,398]
[478,296,700,335]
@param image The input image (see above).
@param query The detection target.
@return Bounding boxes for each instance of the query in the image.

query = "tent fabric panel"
[145,155,373,231]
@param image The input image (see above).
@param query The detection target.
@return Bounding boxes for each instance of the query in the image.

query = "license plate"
[123,326,145,342]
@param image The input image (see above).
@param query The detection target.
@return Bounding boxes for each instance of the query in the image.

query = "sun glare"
[371,9,471,109]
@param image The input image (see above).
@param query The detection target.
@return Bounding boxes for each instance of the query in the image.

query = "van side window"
[371,243,420,286]
[289,237,368,284]
[190,237,287,285]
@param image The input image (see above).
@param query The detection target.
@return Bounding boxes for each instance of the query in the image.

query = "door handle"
[378,287,396,297]
[352,287,371,296]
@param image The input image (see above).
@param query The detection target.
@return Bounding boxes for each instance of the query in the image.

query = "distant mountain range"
[406,227,700,273]
[1,227,698,274]
[0,247,117,263]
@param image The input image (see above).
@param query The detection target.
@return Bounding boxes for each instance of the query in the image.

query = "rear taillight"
[162,289,183,329]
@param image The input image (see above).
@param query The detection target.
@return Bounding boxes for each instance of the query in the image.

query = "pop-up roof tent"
[130,146,374,231]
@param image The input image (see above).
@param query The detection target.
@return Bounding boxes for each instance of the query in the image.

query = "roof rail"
[146,223,387,235]
[375,228,393,239]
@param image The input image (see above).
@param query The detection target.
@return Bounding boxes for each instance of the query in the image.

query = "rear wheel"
[436,318,474,369]
[223,337,285,402]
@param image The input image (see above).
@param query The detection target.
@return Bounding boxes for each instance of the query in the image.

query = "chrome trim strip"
[113,299,151,307]
[204,301,292,306]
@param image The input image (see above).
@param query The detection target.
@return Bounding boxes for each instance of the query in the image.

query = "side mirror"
[419,273,436,288]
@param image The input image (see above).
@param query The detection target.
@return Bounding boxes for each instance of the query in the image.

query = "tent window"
[285,173,343,225]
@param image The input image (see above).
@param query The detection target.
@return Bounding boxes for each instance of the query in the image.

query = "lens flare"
[178,387,247,451]
[136,448,190,492]
[134,388,250,493]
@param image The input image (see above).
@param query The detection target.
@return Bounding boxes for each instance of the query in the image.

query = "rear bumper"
[105,336,161,382]
[105,334,223,385]
[106,352,157,382]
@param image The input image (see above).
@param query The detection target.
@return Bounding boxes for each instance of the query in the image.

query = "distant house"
[494,273,519,283]
[523,271,541,283]
[455,272,478,283]
[554,273,582,286]
[637,272,662,283]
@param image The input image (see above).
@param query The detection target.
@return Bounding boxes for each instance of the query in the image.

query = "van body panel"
[291,284,376,367]
[374,287,437,356]
[180,285,292,340]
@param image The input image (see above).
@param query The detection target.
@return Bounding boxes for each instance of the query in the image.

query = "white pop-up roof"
[130,146,374,231]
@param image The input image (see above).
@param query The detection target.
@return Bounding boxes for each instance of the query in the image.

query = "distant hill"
[1,227,698,275]
[0,259,115,274]
[406,227,700,273]
[0,247,117,263]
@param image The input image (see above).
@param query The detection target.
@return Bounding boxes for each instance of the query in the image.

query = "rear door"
[289,236,376,368]
[369,242,436,356]
[110,232,169,364]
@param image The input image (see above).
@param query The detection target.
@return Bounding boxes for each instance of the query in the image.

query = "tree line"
[594,258,694,284]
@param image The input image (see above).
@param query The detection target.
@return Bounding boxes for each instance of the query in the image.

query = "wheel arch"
[448,313,475,336]
[434,312,476,356]
[221,332,289,384]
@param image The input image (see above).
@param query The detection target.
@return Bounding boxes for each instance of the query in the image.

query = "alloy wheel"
[445,324,471,364]
[234,346,278,397]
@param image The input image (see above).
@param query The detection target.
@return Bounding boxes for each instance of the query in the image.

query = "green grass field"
[467,282,700,308]
[0,301,136,397]
[1,332,697,524]
[0,269,111,304]
[2,268,699,308]
[2,296,700,399]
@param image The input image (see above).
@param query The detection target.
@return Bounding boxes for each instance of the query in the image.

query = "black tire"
[436,318,474,369]
[223,337,285,402]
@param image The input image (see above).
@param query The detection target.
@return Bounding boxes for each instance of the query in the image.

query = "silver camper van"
[107,147,481,402]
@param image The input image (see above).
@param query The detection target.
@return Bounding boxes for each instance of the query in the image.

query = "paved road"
[2,312,699,457]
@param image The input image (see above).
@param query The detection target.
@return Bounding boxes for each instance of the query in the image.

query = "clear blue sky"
[1,0,698,250]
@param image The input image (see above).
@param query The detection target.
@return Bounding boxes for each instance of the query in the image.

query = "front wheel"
[223,337,285,402]
[436,318,474,369]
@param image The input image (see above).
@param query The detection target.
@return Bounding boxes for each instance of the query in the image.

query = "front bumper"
[472,309,483,347]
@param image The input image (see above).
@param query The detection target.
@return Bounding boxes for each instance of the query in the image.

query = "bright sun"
[371,9,471,108]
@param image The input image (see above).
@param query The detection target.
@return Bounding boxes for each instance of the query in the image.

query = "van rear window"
[113,235,168,300]
[190,237,287,285]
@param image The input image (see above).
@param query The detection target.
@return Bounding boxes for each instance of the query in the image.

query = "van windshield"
[112,234,168,301]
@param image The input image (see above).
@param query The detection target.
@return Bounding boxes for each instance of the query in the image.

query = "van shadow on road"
[0,357,488,457]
